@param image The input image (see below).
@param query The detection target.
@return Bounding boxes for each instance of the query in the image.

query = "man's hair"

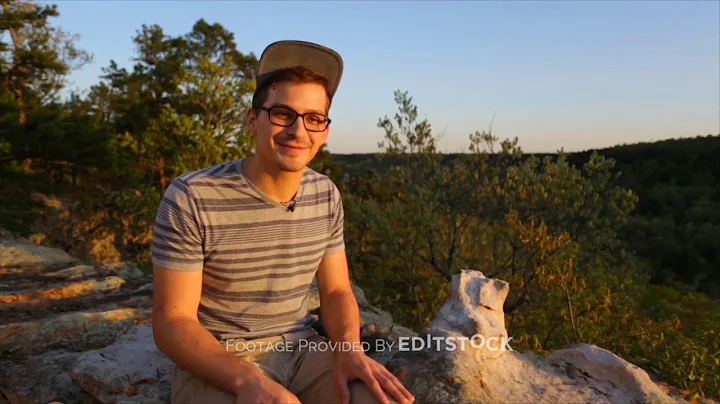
[251,66,332,112]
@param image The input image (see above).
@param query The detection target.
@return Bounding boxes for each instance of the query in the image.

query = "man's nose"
[287,116,309,137]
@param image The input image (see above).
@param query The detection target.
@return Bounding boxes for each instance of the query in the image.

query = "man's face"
[247,81,330,174]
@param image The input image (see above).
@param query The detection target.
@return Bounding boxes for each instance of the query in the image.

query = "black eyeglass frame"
[255,106,332,132]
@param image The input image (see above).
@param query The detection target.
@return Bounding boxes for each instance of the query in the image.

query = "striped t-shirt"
[151,158,345,341]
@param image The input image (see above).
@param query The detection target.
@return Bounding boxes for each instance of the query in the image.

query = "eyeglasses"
[256,106,331,132]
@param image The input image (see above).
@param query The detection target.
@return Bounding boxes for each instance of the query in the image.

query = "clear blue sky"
[50,0,719,154]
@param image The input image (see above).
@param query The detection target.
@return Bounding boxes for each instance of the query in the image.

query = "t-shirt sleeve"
[324,182,346,257]
[151,178,205,271]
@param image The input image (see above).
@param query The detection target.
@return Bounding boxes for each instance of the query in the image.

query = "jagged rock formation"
[383,271,688,404]
[0,228,696,404]
[0,229,153,404]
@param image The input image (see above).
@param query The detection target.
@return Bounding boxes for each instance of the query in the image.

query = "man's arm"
[317,184,360,347]
[152,265,264,395]
[150,178,299,402]
[151,178,258,393]
[315,251,360,346]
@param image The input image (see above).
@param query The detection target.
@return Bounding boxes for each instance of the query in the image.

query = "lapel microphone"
[288,200,296,212]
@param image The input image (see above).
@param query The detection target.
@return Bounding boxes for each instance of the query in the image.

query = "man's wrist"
[231,365,265,394]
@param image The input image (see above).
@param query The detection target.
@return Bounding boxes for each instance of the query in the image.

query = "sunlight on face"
[251,82,330,174]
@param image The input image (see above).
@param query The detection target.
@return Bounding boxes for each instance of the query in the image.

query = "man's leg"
[171,337,287,404]
[172,364,236,404]
[287,332,398,404]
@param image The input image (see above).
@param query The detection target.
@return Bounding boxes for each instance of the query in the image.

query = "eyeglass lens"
[268,107,329,132]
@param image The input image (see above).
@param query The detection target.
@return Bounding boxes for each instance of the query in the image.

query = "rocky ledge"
[0,228,697,404]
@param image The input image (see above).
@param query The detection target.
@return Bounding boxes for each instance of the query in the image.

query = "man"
[151,40,415,404]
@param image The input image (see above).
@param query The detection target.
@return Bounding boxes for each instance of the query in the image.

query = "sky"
[48,0,719,154]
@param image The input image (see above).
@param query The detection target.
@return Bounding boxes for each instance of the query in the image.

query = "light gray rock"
[1,265,102,293]
[0,307,150,358]
[0,351,99,404]
[46,262,146,282]
[385,270,687,404]
[425,270,509,360]
[546,344,686,404]
[1,263,145,287]
[0,276,127,303]
[100,262,147,281]
[0,241,78,270]
[365,322,420,366]
[136,283,154,292]
[70,325,173,404]
[359,307,395,336]
[49,264,101,279]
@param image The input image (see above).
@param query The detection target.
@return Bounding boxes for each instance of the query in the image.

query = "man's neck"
[241,156,304,203]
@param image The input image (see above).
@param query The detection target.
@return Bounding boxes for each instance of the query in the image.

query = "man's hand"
[235,372,301,404]
[334,351,415,404]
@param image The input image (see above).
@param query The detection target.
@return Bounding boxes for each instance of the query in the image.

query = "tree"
[91,20,257,192]
[1,0,91,124]
[377,89,436,155]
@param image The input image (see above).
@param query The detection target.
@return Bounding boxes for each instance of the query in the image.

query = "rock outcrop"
[1,230,152,403]
[0,229,696,404]
[383,270,687,404]
[69,325,173,403]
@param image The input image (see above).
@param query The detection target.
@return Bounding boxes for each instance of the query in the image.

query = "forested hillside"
[1,1,718,400]
[333,135,720,299]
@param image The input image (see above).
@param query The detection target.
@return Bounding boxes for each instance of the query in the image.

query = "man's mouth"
[278,143,308,150]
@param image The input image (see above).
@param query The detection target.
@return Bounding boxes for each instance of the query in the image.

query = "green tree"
[377,90,436,155]
[0,0,94,234]
[1,0,90,124]
[74,20,260,263]
[90,20,257,192]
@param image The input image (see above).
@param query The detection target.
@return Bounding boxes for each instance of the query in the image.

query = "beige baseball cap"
[256,40,344,98]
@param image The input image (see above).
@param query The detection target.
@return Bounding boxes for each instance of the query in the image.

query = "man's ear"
[245,107,258,132]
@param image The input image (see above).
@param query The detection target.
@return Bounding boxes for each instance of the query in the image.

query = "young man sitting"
[150,40,415,404]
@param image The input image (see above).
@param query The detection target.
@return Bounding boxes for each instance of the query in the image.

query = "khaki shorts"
[171,327,397,403]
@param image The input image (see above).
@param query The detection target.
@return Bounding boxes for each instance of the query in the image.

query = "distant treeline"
[332,134,720,299]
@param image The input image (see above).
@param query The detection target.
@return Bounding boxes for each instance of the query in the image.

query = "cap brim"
[257,40,343,98]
